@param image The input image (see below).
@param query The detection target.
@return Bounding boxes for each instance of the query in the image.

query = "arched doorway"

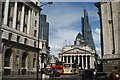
[4,49,12,75]
[22,52,28,68]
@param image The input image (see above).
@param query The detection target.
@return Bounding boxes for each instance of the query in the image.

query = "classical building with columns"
[59,33,96,69]
[0,0,48,76]
[95,1,120,73]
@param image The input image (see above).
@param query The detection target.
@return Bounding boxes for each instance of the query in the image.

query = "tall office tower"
[40,14,50,53]
[82,9,95,50]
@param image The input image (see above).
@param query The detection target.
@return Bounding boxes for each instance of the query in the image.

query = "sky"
[41,2,101,57]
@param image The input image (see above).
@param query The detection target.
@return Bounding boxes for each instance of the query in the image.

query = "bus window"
[64,64,70,67]
[55,67,63,69]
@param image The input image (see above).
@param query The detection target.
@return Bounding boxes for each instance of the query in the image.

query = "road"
[2,74,94,80]
[49,74,82,80]
[48,74,94,80]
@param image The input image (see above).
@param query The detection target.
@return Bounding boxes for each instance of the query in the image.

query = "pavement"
[1,73,45,80]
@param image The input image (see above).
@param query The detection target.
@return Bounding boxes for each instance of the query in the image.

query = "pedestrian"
[18,69,20,75]
[109,72,120,80]
[93,69,97,80]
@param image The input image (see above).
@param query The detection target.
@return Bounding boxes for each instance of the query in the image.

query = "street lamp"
[40,2,53,7]
[37,2,53,80]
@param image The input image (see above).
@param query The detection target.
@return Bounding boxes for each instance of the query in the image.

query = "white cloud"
[92,28,101,57]
[50,44,62,49]
[95,28,100,34]
[50,29,79,54]
[96,47,101,57]
[92,28,100,44]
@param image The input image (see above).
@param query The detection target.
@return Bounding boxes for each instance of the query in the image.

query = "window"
[16,23,20,31]
[8,33,12,41]
[24,38,27,45]
[16,55,19,67]
[55,67,62,69]
[34,54,36,57]
[23,26,27,33]
[7,2,14,27]
[34,41,36,47]
[35,11,37,16]
[64,64,70,67]
[23,6,28,33]
[35,20,37,27]
[17,2,22,21]
[17,36,20,43]
[2,2,5,21]
[24,6,29,24]
[16,3,22,30]
[34,30,37,37]
[4,49,12,67]
[33,58,36,68]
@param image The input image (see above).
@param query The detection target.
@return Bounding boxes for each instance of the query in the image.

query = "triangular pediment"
[62,47,91,54]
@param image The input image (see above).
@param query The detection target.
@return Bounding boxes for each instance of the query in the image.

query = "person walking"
[109,72,120,80]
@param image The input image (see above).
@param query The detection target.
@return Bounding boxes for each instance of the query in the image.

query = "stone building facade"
[59,33,96,69]
[0,0,46,75]
[95,1,120,73]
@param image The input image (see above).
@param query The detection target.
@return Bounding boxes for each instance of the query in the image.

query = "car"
[79,69,94,80]
[46,68,60,77]
[95,72,108,80]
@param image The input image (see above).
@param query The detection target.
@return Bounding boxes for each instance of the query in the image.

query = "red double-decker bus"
[54,61,64,74]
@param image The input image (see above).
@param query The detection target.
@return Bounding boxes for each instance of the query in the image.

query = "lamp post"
[37,2,53,80]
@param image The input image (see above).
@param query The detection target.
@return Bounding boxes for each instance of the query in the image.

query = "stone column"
[90,56,91,69]
[62,56,64,62]
[20,4,25,32]
[12,2,17,29]
[27,9,31,34]
[82,56,84,69]
[66,56,68,63]
[74,56,76,63]
[59,55,62,61]
[3,0,9,25]
[86,56,88,69]
[90,56,94,69]
[78,55,80,64]
[70,56,72,63]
